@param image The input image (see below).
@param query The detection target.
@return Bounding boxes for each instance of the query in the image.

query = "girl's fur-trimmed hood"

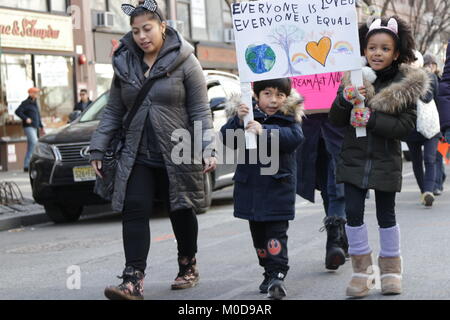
[341,64,430,114]
[225,88,305,123]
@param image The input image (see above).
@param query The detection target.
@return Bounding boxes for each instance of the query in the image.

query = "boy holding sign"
[220,78,304,300]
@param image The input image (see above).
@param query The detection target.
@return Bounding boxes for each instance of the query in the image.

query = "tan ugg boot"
[378,256,402,295]
[346,253,374,298]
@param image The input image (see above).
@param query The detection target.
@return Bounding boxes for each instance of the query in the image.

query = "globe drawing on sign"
[245,44,276,74]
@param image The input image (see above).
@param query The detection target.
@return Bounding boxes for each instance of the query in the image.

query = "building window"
[0,0,48,12]
[50,0,67,12]
[90,0,108,11]
[0,54,34,123]
[34,55,75,127]
[176,0,192,39]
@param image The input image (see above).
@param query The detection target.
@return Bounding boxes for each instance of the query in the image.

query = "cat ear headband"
[121,0,162,21]
[367,18,398,37]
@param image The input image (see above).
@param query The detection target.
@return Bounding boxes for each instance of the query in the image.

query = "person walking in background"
[220,78,304,300]
[89,0,216,300]
[424,53,446,196]
[329,16,429,298]
[438,40,450,155]
[296,111,348,271]
[15,87,45,172]
[404,51,440,207]
[74,89,92,112]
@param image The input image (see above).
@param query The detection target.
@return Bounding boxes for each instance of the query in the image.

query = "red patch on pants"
[257,249,267,258]
[267,239,282,256]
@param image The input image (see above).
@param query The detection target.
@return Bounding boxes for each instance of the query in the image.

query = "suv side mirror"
[210,97,226,111]
[68,110,82,123]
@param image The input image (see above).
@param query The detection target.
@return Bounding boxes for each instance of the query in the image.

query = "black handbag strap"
[122,77,159,130]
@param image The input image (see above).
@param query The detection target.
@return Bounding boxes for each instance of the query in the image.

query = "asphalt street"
[0,161,449,300]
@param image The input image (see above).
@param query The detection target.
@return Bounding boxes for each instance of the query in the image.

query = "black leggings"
[344,183,397,228]
[122,164,198,272]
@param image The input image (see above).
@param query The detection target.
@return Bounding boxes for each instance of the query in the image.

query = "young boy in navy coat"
[220,78,304,300]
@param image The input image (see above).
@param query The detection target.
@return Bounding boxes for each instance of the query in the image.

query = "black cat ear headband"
[121,0,162,21]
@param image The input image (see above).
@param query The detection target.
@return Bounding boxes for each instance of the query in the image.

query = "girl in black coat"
[220,78,304,300]
[329,16,429,298]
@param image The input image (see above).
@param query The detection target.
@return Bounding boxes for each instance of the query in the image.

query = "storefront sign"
[0,8,73,52]
[8,145,17,163]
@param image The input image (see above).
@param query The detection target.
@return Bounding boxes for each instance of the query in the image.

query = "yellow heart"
[306,37,332,67]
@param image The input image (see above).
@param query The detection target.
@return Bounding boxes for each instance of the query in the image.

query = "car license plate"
[73,166,96,182]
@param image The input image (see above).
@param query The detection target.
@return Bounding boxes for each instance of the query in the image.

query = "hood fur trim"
[225,88,305,123]
[341,64,430,114]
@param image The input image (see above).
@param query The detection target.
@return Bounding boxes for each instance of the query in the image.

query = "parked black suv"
[30,70,239,223]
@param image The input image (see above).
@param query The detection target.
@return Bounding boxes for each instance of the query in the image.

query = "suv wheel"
[44,203,83,224]
[197,172,213,214]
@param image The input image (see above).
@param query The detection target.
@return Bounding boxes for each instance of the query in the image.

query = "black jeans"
[344,183,396,228]
[122,164,198,272]
[249,221,289,275]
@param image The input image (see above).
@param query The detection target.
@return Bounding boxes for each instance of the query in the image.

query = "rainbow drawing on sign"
[292,53,309,64]
[332,41,354,55]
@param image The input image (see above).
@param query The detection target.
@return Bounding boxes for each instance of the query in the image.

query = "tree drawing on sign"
[268,25,305,76]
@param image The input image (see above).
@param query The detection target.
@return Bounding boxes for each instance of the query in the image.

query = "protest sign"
[232,0,361,82]
[291,72,342,111]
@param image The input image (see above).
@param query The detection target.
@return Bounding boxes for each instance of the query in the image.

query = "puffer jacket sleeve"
[438,40,450,132]
[366,106,417,140]
[89,75,127,161]
[220,115,245,150]
[183,54,215,156]
[329,86,354,127]
[262,123,304,153]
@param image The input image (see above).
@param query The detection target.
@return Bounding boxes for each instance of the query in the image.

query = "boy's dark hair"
[80,89,88,94]
[253,78,292,98]
[130,0,166,25]
[359,15,416,65]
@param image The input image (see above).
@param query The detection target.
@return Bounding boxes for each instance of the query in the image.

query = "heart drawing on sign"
[306,37,332,67]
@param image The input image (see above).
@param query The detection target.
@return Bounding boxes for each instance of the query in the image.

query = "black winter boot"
[259,272,271,293]
[104,266,145,300]
[267,272,287,300]
[321,216,347,270]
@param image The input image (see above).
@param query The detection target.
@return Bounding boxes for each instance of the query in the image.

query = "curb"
[0,210,50,232]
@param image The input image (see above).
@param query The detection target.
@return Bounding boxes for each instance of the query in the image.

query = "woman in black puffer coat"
[89,0,216,300]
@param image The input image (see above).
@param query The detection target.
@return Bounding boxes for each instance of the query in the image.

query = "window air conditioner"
[224,28,235,43]
[95,12,115,28]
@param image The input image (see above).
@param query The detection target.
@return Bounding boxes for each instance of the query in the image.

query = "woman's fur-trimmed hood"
[341,64,430,114]
[225,88,305,123]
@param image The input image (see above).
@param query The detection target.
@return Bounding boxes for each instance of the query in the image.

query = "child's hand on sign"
[238,103,250,125]
[246,120,263,136]
[343,86,367,106]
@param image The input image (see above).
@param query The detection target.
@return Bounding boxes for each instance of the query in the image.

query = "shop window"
[0,54,34,123]
[34,55,74,129]
[0,0,48,12]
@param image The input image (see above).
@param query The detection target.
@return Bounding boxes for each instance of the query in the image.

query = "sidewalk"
[0,170,49,231]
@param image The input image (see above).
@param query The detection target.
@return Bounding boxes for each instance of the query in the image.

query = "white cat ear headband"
[121,0,162,21]
[367,18,398,37]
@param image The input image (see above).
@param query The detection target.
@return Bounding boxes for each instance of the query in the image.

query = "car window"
[79,92,109,123]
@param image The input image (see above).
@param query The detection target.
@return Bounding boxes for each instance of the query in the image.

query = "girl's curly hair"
[358,15,416,65]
